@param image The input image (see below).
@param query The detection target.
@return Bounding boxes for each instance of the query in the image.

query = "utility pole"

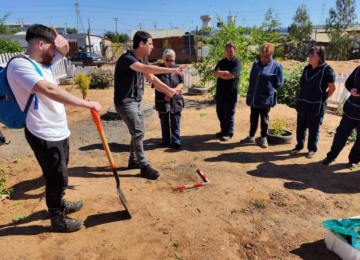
[170,22,172,29]
[153,22,157,30]
[114,18,118,34]
[139,23,142,30]
[195,26,198,63]
[87,19,92,52]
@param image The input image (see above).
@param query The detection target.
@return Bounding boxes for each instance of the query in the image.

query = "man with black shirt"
[213,43,242,141]
[114,31,183,180]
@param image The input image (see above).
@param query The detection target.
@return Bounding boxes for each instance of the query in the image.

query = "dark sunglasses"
[165,59,174,62]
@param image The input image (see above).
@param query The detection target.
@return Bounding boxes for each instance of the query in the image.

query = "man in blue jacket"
[213,43,241,141]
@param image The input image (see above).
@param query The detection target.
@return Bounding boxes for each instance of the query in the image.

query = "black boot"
[64,200,84,214]
[50,211,83,232]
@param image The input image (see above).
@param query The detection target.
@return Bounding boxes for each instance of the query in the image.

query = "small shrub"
[277,63,305,108]
[89,69,114,89]
[0,166,13,198]
[337,97,346,116]
[348,129,357,142]
[73,73,91,99]
[270,116,287,136]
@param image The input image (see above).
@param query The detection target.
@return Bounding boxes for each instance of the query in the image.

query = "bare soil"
[1,61,360,260]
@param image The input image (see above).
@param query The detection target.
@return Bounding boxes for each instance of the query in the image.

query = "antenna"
[153,22,157,30]
[75,1,85,33]
[319,0,326,26]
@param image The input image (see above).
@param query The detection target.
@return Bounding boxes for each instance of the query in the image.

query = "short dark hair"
[309,45,326,64]
[225,43,236,50]
[25,24,56,43]
[133,31,152,49]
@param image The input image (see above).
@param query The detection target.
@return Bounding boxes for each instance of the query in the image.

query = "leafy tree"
[163,39,171,49]
[199,26,212,35]
[0,13,11,35]
[288,5,313,61]
[66,27,78,34]
[10,28,22,35]
[118,33,130,43]
[194,15,255,97]
[261,8,281,33]
[325,0,357,60]
[104,31,119,42]
[251,8,282,46]
[0,39,23,54]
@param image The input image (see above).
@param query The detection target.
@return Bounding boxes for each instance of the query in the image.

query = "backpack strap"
[7,55,42,111]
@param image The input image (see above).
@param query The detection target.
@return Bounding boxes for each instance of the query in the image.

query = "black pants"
[216,99,237,136]
[25,127,69,215]
[250,106,270,138]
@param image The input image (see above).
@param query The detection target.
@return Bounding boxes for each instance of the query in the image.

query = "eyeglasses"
[165,59,174,62]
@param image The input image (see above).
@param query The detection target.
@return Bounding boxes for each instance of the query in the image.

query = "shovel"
[90,109,132,218]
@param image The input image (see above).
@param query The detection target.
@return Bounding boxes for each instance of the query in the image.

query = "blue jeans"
[216,100,237,136]
[327,115,360,164]
[295,113,324,152]
[116,102,149,168]
[158,112,181,145]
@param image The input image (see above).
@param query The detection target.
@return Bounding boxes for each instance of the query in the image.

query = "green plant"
[173,242,179,247]
[337,97,347,116]
[0,39,23,54]
[13,215,26,223]
[89,69,114,89]
[270,117,287,136]
[191,83,205,89]
[145,180,152,184]
[200,113,207,117]
[65,85,74,92]
[348,129,357,142]
[73,73,91,99]
[0,166,13,198]
[277,63,305,108]
[13,158,21,163]
[193,156,199,161]
[253,200,263,208]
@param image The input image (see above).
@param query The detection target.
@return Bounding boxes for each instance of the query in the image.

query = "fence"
[329,71,352,104]
[182,67,214,88]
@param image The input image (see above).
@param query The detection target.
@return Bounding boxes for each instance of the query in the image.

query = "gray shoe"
[51,211,83,232]
[306,151,316,158]
[141,165,161,180]
[220,136,230,141]
[240,136,255,144]
[64,200,84,214]
[260,137,268,148]
[348,162,358,169]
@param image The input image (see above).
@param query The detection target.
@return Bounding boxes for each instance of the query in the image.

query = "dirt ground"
[1,61,360,260]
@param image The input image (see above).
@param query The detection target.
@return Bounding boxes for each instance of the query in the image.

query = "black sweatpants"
[25,127,69,215]
[250,106,270,138]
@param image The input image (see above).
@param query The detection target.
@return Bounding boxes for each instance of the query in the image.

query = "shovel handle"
[91,109,103,132]
[90,109,115,167]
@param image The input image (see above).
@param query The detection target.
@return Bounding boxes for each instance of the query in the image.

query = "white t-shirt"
[7,52,70,141]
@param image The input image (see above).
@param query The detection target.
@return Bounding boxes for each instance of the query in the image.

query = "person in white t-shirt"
[7,24,101,232]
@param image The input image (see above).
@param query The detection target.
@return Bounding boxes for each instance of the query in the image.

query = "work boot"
[128,161,140,169]
[240,136,255,144]
[50,211,83,232]
[64,200,84,214]
[260,137,268,148]
[141,165,161,180]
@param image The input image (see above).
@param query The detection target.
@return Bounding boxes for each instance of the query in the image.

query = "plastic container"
[325,227,360,260]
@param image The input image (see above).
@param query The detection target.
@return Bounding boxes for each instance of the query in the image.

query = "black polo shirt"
[114,51,144,107]
[214,57,241,103]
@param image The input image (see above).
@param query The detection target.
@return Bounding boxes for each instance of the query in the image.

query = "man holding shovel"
[7,24,101,232]
[114,31,183,180]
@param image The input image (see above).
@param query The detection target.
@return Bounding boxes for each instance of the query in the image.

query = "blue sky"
[1,0,359,36]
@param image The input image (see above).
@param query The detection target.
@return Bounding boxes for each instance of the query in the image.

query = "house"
[130,29,195,63]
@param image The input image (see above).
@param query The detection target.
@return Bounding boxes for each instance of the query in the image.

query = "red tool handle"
[91,109,103,132]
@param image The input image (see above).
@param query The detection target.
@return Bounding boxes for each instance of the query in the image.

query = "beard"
[41,51,54,66]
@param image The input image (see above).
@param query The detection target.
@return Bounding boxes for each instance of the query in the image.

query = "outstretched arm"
[130,62,184,76]
[32,80,101,111]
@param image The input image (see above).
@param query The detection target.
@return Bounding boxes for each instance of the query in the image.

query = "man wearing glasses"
[114,31,183,180]
[213,43,242,141]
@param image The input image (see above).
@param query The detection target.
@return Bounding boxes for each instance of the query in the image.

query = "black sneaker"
[50,211,83,232]
[322,157,333,166]
[348,162,358,169]
[141,165,161,180]
[128,161,140,169]
[172,143,181,149]
[159,141,170,147]
[64,200,84,214]
[215,132,224,138]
